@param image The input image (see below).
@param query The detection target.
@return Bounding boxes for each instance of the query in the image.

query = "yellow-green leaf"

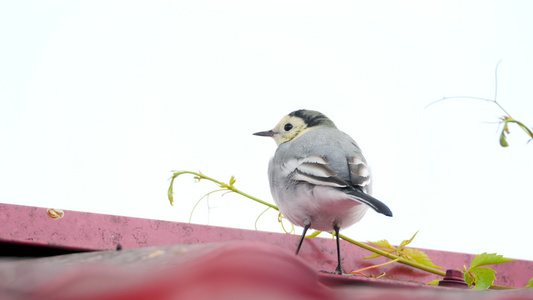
[526,277,533,288]
[370,239,393,249]
[427,279,440,286]
[398,231,419,249]
[363,252,383,260]
[402,248,441,269]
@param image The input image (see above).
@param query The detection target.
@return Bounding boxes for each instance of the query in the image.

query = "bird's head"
[253,109,336,145]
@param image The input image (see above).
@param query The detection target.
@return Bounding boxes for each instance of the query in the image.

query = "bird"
[253,109,392,274]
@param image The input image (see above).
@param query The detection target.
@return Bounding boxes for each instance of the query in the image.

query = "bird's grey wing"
[281,156,349,188]
[347,156,392,217]
[348,157,371,191]
[281,155,393,217]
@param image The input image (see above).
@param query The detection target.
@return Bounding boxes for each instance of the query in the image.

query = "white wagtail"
[254,109,392,274]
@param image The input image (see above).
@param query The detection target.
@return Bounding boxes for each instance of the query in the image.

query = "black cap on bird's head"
[287,109,336,128]
[253,109,337,145]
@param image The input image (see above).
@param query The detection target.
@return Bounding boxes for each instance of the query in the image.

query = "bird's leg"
[295,222,311,255]
[333,224,344,274]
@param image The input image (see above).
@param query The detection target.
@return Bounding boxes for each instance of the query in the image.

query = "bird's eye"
[284,123,293,131]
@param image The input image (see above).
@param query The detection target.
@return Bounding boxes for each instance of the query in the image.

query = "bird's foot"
[319,265,345,275]
[334,264,345,275]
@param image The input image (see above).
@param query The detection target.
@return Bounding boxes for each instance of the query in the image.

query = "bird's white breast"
[271,181,369,231]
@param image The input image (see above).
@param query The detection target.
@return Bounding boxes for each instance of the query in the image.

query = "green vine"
[426,60,533,147]
[168,170,277,210]
[168,170,528,290]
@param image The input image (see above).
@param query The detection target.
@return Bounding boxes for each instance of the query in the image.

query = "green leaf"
[464,271,475,287]
[471,268,496,291]
[398,231,419,249]
[526,277,533,288]
[500,128,509,147]
[470,253,515,269]
[402,248,441,269]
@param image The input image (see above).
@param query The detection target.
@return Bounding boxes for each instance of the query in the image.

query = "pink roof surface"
[1,203,533,299]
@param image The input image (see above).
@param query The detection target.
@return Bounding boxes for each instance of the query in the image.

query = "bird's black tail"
[345,187,393,217]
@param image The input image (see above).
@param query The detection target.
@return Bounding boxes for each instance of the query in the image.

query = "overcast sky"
[2,1,533,261]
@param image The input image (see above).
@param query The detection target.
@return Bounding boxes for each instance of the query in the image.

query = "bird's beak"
[253,130,275,137]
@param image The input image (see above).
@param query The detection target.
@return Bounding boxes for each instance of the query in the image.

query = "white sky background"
[2,1,533,260]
